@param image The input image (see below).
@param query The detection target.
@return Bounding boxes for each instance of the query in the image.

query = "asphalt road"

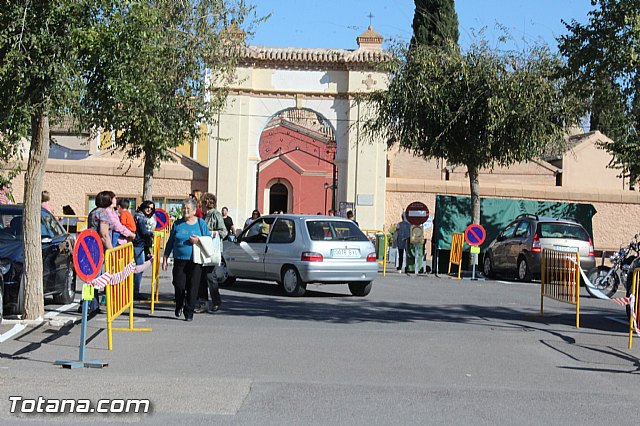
[0,269,638,425]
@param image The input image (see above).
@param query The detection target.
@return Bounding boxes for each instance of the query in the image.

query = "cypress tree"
[411,0,459,47]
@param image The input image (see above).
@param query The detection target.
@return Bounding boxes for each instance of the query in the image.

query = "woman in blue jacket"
[162,198,209,321]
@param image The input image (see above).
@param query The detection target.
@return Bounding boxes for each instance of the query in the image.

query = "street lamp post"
[324,182,331,215]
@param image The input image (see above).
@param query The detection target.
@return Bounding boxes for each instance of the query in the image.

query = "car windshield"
[0,210,23,241]
[0,208,66,241]
[537,222,589,241]
[306,220,368,241]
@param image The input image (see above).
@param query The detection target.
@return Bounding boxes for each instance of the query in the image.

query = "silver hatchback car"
[218,215,378,296]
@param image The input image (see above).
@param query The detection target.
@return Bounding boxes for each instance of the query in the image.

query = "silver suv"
[483,214,596,281]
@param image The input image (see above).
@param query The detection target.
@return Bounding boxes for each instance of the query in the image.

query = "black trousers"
[201,265,222,305]
[197,269,209,301]
[397,248,405,270]
[172,259,202,315]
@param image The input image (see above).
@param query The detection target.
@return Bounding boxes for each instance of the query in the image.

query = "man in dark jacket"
[396,213,411,273]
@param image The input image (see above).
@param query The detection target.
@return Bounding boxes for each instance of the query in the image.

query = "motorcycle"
[585,234,639,298]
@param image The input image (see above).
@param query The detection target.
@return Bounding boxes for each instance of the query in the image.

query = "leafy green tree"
[0,0,88,319]
[363,38,581,225]
[411,0,459,47]
[559,0,640,187]
[79,0,261,200]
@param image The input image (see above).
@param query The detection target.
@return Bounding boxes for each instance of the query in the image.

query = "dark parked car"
[0,205,76,322]
[483,214,596,282]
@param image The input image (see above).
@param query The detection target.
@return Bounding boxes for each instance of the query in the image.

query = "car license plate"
[331,248,360,258]
[554,245,578,253]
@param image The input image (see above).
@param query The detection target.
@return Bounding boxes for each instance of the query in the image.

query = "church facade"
[205,26,389,229]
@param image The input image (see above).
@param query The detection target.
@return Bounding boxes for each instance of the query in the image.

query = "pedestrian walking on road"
[221,207,235,240]
[396,213,411,273]
[194,192,227,313]
[162,198,209,321]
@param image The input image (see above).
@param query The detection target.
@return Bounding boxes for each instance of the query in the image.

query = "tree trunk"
[142,147,154,202]
[23,111,50,320]
[468,165,481,225]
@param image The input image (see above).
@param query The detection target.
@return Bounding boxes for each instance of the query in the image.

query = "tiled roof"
[241,45,391,65]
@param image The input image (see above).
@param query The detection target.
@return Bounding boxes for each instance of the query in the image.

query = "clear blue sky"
[250,0,594,51]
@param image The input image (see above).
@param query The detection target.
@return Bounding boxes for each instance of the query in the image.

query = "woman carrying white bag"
[194,192,228,313]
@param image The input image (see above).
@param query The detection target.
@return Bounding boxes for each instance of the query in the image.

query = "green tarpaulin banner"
[433,195,596,251]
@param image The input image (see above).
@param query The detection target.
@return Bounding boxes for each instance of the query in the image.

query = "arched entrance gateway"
[208,26,389,229]
[268,182,289,213]
[257,108,337,214]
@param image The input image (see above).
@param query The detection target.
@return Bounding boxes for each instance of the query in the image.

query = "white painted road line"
[44,301,79,319]
[0,324,26,343]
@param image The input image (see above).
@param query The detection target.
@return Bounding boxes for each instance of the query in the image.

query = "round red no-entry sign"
[73,229,104,283]
[404,202,429,226]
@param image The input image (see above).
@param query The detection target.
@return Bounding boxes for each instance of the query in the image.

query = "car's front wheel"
[517,256,531,282]
[483,254,495,278]
[53,264,76,304]
[348,281,372,297]
[281,266,305,297]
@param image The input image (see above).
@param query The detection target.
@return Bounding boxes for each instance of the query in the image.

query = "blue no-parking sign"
[73,229,104,282]
[464,224,486,247]
[154,208,170,231]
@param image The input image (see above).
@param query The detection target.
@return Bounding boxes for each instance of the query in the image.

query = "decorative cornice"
[227,88,354,100]
[239,45,391,69]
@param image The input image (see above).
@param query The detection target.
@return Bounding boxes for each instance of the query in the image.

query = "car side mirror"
[496,235,504,242]
[42,236,52,244]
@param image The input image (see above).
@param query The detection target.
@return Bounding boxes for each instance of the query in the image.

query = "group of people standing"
[83,191,157,314]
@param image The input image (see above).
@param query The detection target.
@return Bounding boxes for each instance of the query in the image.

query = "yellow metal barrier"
[158,219,173,250]
[540,248,580,328]
[448,232,464,279]
[58,214,88,234]
[361,229,388,277]
[104,243,152,350]
[629,269,640,349]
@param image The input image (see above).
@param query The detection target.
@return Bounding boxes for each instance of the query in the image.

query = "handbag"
[194,234,222,266]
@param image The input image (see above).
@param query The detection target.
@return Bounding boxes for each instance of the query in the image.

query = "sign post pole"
[78,299,88,362]
[464,225,486,281]
[55,230,108,369]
